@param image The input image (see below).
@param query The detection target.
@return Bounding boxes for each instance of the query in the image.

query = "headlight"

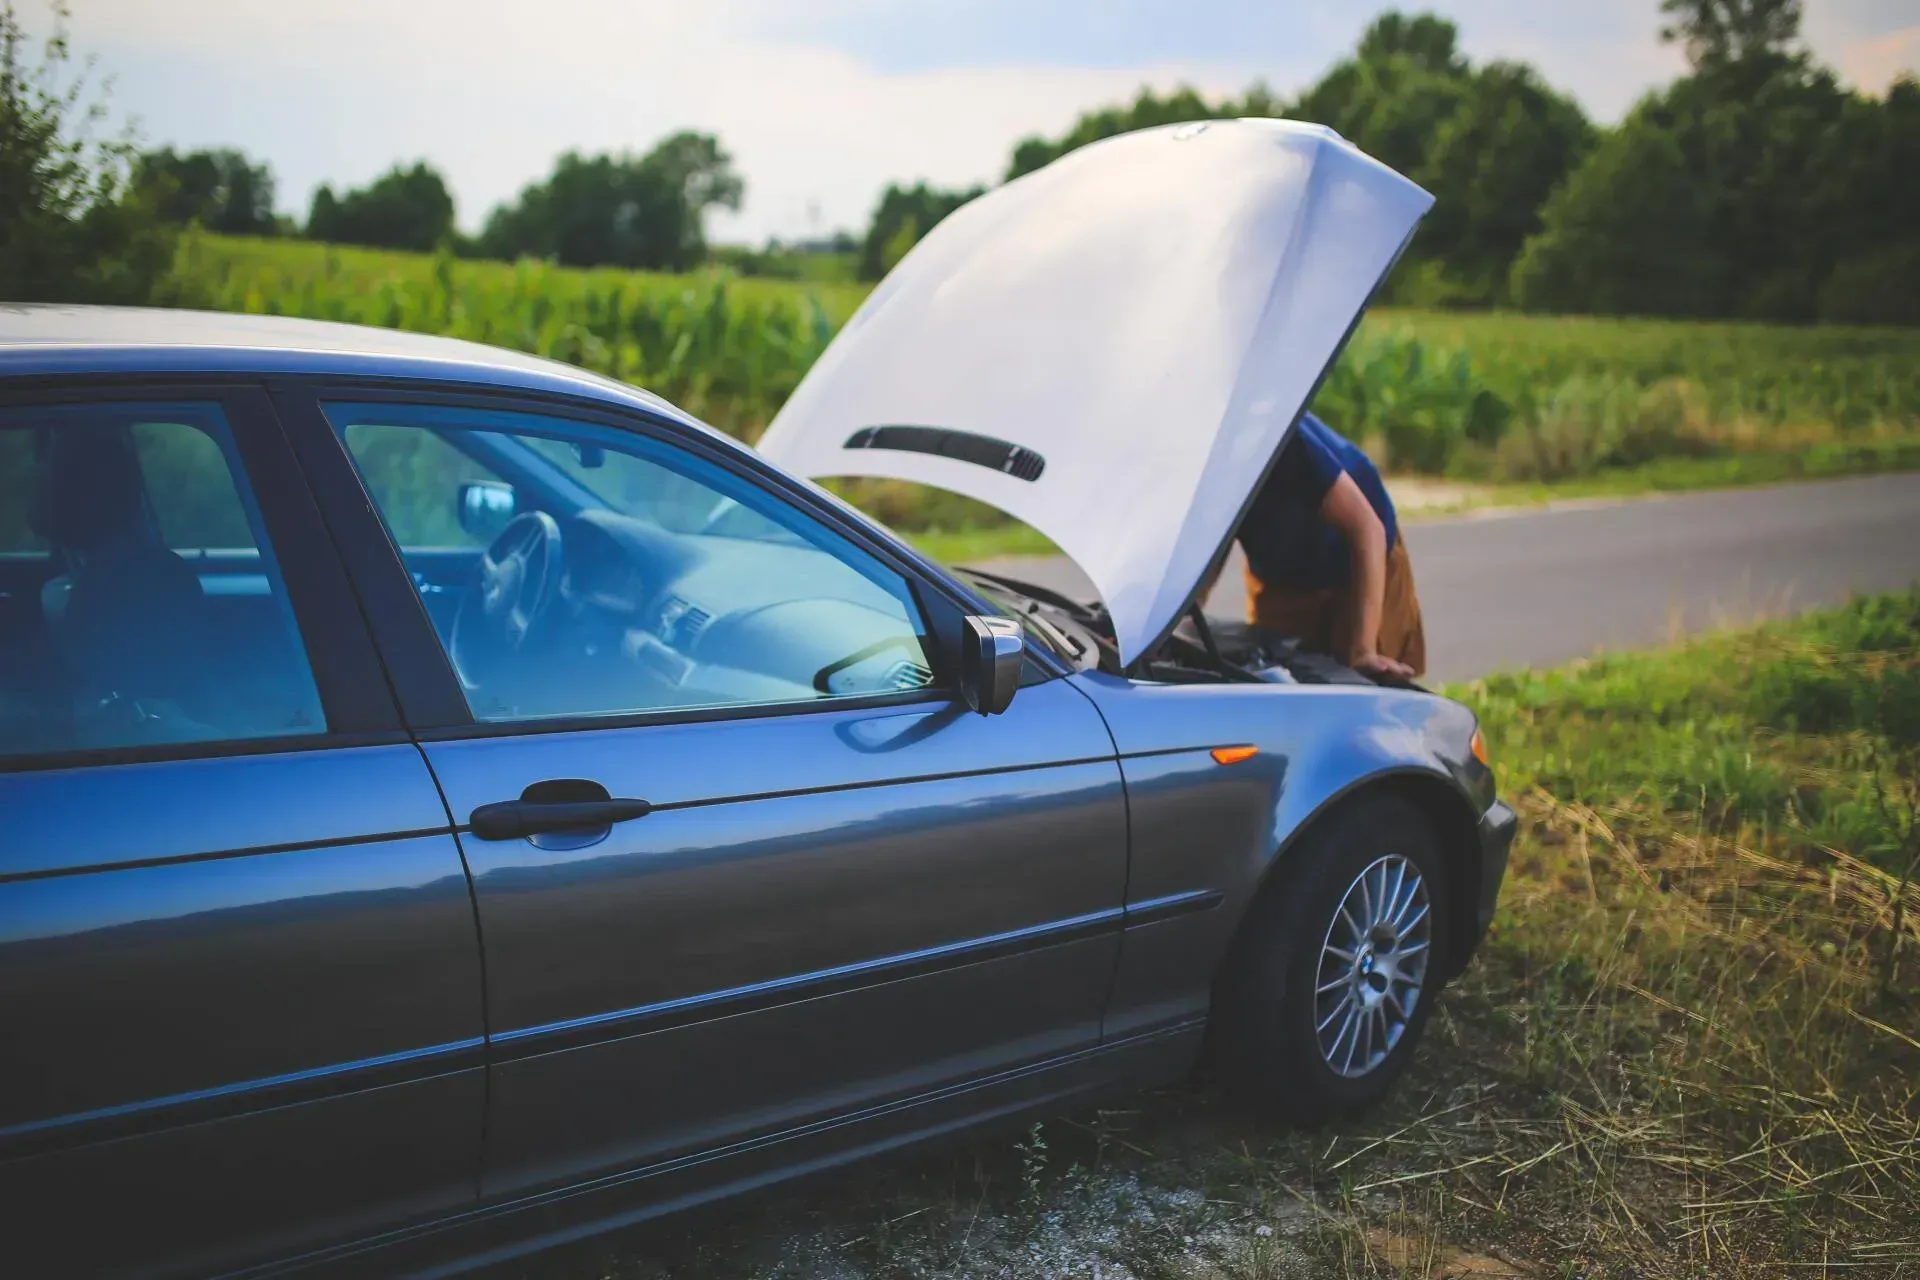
[1469,727,1491,768]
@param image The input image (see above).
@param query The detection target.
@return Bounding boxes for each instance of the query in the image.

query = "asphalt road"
[983,472,1920,682]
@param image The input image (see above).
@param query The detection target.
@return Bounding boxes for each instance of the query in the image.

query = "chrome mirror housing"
[457,480,518,541]
[960,616,1023,715]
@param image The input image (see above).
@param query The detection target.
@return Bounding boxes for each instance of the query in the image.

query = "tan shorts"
[1244,537,1428,677]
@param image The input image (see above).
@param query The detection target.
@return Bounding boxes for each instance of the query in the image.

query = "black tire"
[1212,793,1451,1123]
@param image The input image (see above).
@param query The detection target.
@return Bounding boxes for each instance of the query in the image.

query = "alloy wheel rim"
[1313,854,1432,1079]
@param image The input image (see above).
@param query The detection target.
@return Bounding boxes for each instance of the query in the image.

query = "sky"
[30,0,1920,245]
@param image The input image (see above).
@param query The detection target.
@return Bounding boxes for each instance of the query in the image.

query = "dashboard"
[520,508,936,716]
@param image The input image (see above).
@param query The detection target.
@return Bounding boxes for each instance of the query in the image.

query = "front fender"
[1064,671,1492,1040]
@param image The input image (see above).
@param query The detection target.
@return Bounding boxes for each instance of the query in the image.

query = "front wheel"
[1213,794,1450,1122]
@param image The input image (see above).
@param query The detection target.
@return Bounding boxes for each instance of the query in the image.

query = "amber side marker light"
[1210,745,1259,766]
[1470,728,1491,767]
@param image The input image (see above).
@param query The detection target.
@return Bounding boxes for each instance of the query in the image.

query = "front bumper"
[1464,799,1516,960]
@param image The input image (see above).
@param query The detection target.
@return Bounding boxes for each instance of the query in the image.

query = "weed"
[1015,1122,1051,1212]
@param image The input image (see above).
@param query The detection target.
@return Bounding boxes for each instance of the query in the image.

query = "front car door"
[283,387,1131,1199]
[0,386,485,1277]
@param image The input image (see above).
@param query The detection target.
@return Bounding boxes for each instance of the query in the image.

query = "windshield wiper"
[959,568,1094,619]
[1020,604,1083,660]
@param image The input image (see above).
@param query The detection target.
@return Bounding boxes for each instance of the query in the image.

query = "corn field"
[172,234,865,438]
[174,234,1920,485]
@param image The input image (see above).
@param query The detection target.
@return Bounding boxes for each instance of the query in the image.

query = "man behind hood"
[1221,413,1426,682]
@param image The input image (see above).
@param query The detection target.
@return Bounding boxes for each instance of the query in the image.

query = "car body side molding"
[233,1019,1204,1280]
[0,1037,486,1161]
[489,907,1126,1060]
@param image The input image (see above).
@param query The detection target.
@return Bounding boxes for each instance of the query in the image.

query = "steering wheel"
[450,511,565,691]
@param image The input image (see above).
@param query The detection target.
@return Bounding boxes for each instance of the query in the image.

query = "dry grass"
[1350,786,1920,1273]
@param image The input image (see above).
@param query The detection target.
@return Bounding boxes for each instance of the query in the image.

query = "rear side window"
[0,402,326,758]
[0,428,39,552]
[134,421,257,550]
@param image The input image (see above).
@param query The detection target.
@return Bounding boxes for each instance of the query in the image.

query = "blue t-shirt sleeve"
[1291,414,1346,506]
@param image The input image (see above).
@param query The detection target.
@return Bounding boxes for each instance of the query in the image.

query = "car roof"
[0,303,705,430]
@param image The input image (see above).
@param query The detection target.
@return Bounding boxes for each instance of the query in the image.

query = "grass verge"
[518,593,1920,1279]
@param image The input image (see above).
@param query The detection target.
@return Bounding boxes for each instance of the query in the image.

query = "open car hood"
[756,119,1432,665]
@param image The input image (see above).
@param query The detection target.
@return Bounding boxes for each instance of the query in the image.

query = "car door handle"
[469,797,653,841]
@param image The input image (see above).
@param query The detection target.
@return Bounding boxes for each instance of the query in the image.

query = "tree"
[1005,86,1233,182]
[857,182,983,280]
[478,132,743,271]
[136,147,277,235]
[1659,0,1803,68]
[645,131,743,229]
[1509,108,1723,317]
[973,4,1910,323]
[1811,78,1920,323]
[306,161,454,252]
[1413,63,1593,298]
[983,15,1589,306]
[1512,0,1920,322]
[1511,49,1920,324]
[0,1,171,303]
[1284,14,1588,305]
[1355,10,1467,75]
[1292,31,1471,182]
[867,80,1281,281]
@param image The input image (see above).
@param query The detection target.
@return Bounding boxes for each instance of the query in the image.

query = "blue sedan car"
[0,125,1511,1280]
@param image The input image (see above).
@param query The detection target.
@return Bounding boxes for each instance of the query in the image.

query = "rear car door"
[0,386,486,1277]
[284,387,1129,1199]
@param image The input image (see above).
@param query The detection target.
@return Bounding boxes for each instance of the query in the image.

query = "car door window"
[326,401,936,724]
[0,402,326,757]
[342,423,498,549]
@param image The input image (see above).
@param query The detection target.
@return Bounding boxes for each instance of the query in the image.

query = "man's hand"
[1349,650,1415,683]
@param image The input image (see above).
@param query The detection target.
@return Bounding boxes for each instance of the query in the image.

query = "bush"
[0,2,172,303]
[1748,656,1862,734]
[1314,334,1507,474]
[1882,667,1920,746]
[1606,377,1718,466]
[1748,593,1920,745]
[1806,590,1920,652]
[1489,374,1718,481]
[1494,375,1631,480]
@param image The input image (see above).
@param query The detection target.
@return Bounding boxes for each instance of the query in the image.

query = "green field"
[518,593,1920,1279]
[171,234,864,439]
[170,234,1920,543]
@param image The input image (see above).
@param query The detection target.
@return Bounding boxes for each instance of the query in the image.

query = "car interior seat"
[32,426,229,744]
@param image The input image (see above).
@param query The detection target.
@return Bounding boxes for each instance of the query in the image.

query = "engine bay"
[954,570,1383,689]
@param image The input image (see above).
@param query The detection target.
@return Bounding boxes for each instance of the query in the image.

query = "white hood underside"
[756,118,1433,664]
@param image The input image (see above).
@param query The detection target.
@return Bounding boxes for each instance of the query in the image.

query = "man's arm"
[1319,472,1414,682]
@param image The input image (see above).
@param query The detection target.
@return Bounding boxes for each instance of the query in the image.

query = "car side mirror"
[457,481,517,541]
[960,616,1023,715]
